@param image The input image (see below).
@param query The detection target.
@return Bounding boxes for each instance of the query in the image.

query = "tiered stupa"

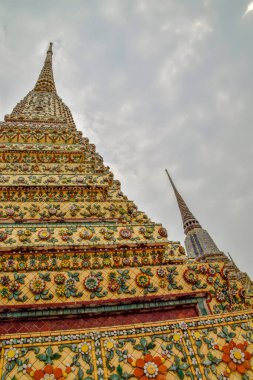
[0,44,252,380]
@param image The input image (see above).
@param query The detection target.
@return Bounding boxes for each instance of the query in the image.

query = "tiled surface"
[0,263,249,316]
[0,262,250,315]
[0,310,253,380]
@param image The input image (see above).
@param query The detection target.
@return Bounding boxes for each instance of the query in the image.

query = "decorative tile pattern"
[0,263,249,316]
[0,311,253,380]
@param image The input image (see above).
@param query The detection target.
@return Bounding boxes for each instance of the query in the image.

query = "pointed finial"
[48,42,53,54]
[34,42,56,92]
[165,169,202,234]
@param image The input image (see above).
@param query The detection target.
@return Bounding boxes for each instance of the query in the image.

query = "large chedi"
[0,44,252,380]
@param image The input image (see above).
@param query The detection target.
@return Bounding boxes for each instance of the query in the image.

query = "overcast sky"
[0,0,252,277]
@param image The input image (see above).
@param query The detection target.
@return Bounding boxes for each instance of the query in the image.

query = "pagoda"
[0,43,252,380]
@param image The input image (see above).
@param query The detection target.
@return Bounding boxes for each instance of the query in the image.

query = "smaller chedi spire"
[34,42,56,92]
[165,169,201,234]
[165,169,222,259]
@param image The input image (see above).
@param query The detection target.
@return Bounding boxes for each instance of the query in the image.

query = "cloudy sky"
[0,0,252,276]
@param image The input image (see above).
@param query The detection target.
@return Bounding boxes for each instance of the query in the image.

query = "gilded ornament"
[38,229,51,240]
[79,228,93,240]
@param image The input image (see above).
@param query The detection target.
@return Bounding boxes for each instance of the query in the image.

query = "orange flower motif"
[131,354,167,380]
[221,340,252,374]
[27,364,71,380]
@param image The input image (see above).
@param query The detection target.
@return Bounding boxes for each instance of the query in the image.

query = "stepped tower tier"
[0,44,252,380]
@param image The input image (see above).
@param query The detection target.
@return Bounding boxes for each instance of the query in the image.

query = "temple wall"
[0,310,253,380]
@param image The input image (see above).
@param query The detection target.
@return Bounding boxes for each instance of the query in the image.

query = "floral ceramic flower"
[0,287,9,298]
[5,347,19,361]
[59,229,72,241]
[78,341,91,354]
[54,273,66,285]
[38,229,51,240]
[48,207,57,215]
[112,257,119,265]
[60,259,70,268]
[29,277,46,294]
[141,257,150,265]
[5,207,15,216]
[159,279,167,289]
[18,261,26,270]
[191,331,202,340]
[183,269,198,285]
[103,258,111,267]
[104,339,116,351]
[130,354,167,379]
[83,275,100,291]
[179,321,188,330]
[122,257,131,266]
[81,259,90,268]
[0,275,10,286]
[119,228,132,239]
[157,268,166,278]
[39,261,48,270]
[172,332,182,343]
[65,278,76,290]
[216,291,226,303]
[158,227,168,238]
[207,276,214,285]
[108,280,120,292]
[199,265,208,274]
[221,340,252,374]
[103,230,115,241]
[6,258,15,268]
[27,364,71,380]
[47,177,57,183]
[8,280,20,292]
[55,285,66,297]
[207,267,216,277]
[69,204,78,216]
[136,273,150,288]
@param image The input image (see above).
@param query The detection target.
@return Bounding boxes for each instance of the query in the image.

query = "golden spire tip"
[47,42,53,54]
